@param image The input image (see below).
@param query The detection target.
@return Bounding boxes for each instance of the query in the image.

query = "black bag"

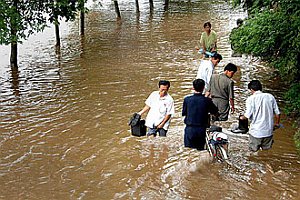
[131,119,146,137]
[238,117,249,132]
[129,113,146,137]
[231,116,248,133]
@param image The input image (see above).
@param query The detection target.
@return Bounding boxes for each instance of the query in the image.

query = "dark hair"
[203,22,211,28]
[248,80,262,91]
[237,18,243,26]
[159,80,170,88]
[224,63,237,72]
[193,79,205,92]
[212,53,223,61]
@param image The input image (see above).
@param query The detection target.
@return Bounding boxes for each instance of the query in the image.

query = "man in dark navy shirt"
[182,79,218,150]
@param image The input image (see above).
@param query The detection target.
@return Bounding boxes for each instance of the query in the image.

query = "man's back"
[209,73,233,100]
[182,93,217,127]
[196,60,214,92]
[245,91,280,138]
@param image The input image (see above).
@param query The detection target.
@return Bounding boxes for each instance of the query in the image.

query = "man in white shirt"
[138,80,175,137]
[240,80,281,152]
[196,53,222,93]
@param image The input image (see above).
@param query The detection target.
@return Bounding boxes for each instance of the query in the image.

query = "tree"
[0,0,49,68]
[113,0,121,19]
[47,0,87,47]
[0,0,87,67]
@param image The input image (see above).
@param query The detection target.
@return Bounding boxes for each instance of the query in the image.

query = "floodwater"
[0,0,299,199]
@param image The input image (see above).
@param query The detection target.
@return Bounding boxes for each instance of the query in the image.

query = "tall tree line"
[0,0,86,69]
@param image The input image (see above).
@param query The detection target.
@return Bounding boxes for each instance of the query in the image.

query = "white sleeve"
[244,98,253,120]
[145,92,154,107]
[272,96,280,115]
[166,100,175,115]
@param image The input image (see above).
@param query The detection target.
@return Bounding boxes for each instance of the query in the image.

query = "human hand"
[157,123,164,129]
[231,107,235,114]
[273,124,282,130]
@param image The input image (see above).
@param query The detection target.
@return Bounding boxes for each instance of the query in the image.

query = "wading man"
[182,79,218,150]
[138,80,175,137]
[206,63,237,121]
[196,53,223,93]
[240,80,280,152]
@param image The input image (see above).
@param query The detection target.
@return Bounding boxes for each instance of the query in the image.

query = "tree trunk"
[80,10,84,35]
[11,67,20,97]
[80,10,85,35]
[164,0,169,11]
[10,42,18,69]
[55,19,61,47]
[80,0,85,35]
[10,0,18,69]
[114,0,121,18]
[149,0,154,11]
[135,0,140,13]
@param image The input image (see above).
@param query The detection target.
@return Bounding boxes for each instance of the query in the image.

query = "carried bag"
[231,115,249,134]
[128,113,146,137]
[238,116,249,132]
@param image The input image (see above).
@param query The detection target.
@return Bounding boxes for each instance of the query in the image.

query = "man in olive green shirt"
[200,21,217,53]
[206,63,237,121]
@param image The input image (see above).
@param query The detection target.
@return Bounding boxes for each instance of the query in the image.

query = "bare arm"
[205,91,211,98]
[230,98,235,113]
[211,41,217,52]
[157,114,171,129]
[274,114,281,128]
[138,105,150,116]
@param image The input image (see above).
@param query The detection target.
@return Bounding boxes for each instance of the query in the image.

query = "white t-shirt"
[244,91,280,138]
[196,60,214,92]
[145,91,175,130]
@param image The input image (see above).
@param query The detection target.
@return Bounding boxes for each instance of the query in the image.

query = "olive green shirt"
[200,30,217,51]
[208,73,234,100]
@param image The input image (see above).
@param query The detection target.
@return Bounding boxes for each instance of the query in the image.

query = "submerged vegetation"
[230,0,300,151]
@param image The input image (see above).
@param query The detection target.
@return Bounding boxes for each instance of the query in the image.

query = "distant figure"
[196,53,223,93]
[137,80,175,137]
[197,22,217,57]
[230,18,243,57]
[206,63,237,121]
[182,79,218,150]
[240,80,281,152]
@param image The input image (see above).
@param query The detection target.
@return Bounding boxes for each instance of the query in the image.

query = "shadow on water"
[0,0,299,199]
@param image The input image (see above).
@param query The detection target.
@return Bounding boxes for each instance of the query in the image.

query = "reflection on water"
[0,0,299,199]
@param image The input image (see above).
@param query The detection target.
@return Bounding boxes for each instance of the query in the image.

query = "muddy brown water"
[0,0,299,199]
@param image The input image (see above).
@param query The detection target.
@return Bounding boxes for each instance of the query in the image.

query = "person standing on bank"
[240,80,281,152]
[182,79,218,150]
[138,80,175,137]
[206,63,237,121]
[198,21,217,56]
[196,53,222,93]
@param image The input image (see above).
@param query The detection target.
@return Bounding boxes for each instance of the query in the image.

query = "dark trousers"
[184,126,206,150]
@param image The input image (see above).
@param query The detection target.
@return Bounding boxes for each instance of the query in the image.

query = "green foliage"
[230,0,300,81]
[231,0,270,12]
[0,0,87,45]
[284,83,300,116]
[47,0,87,24]
[0,1,49,45]
[294,129,300,153]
